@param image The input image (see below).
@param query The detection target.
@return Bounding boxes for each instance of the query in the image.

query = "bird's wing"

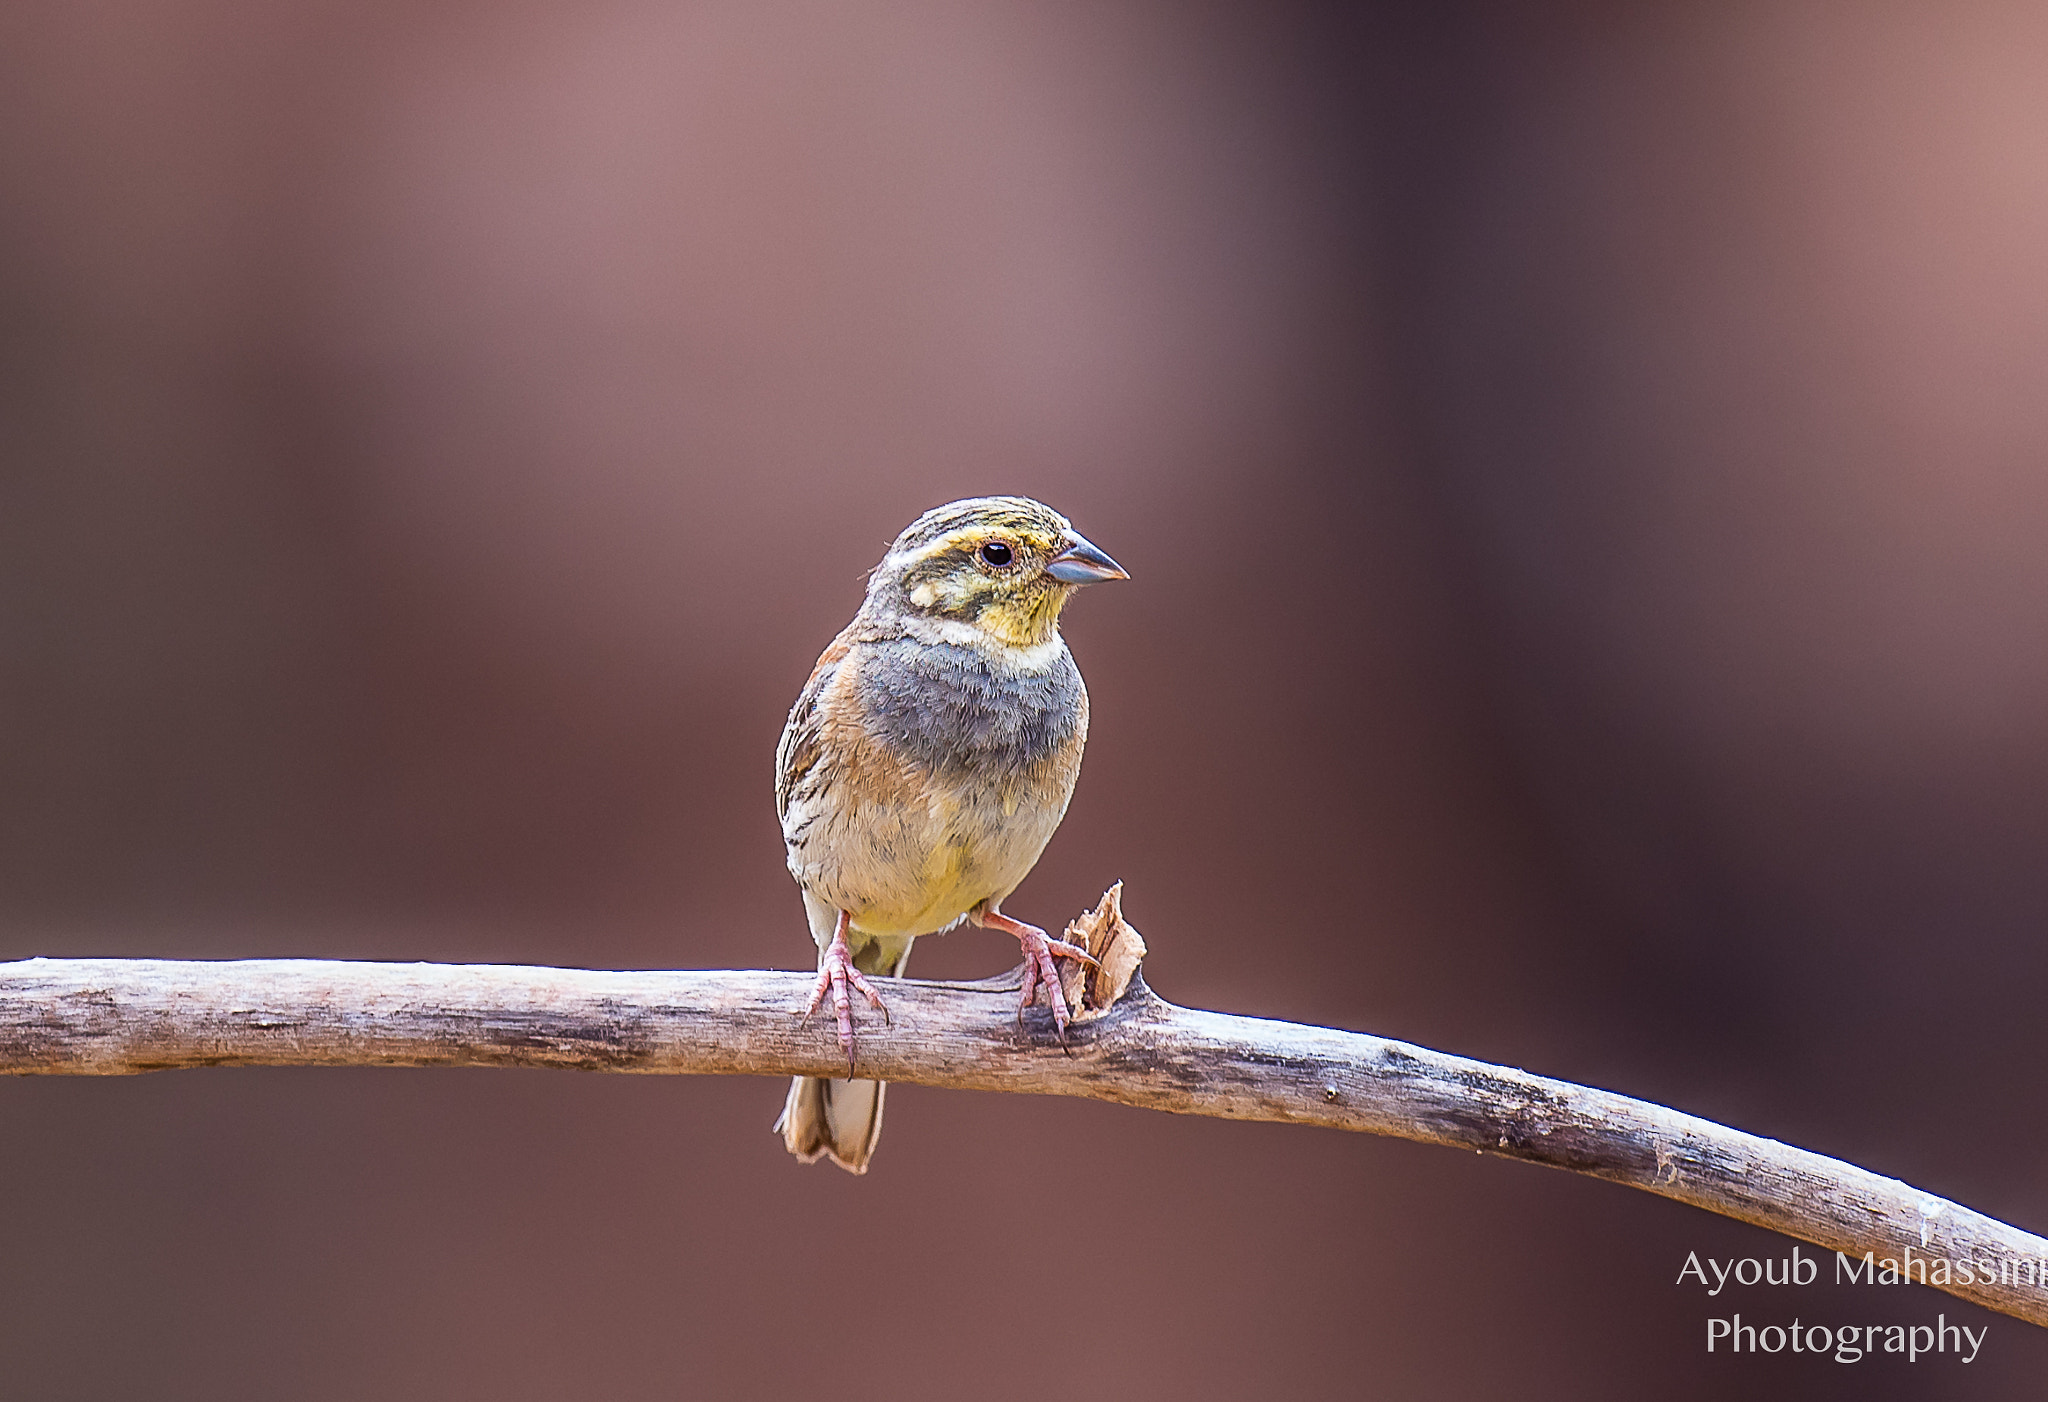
[774,630,854,822]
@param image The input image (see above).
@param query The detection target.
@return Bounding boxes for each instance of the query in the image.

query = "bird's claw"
[1014,928,1094,1038]
[973,904,1098,1037]
[797,920,888,1074]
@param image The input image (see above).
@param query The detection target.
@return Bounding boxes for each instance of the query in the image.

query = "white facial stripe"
[897,614,1069,669]
[900,615,989,649]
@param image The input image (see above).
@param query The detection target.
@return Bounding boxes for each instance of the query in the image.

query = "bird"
[773,495,1128,1173]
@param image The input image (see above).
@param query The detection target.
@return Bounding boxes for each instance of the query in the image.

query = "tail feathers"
[776,1076,887,1174]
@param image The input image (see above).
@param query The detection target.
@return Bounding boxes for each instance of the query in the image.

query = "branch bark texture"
[4,956,2044,1326]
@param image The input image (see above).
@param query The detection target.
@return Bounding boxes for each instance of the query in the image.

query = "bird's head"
[866,496,1127,649]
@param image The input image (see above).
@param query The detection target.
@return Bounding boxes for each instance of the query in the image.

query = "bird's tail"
[776,933,912,1175]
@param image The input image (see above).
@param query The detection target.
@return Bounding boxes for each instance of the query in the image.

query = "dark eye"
[979,540,1014,567]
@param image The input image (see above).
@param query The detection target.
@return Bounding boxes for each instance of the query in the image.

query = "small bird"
[774,496,1127,1173]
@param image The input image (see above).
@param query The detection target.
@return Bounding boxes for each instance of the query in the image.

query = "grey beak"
[1045,532,1129,584]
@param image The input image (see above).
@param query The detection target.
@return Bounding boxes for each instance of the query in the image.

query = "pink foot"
[798,910,889,1073]
[972,903,1099,1036]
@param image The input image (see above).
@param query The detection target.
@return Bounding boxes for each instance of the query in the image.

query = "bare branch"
[4,955,2043,1326]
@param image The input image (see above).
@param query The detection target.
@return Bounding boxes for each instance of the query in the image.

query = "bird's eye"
[979,540,1014,568]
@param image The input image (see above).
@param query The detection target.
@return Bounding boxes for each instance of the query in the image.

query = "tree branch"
[4,955,2043,1326]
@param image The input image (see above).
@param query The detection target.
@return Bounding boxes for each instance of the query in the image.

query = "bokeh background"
[5,0,2048,1396]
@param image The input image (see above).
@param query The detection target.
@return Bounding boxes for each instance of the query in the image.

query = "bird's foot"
[798,914,889,1074]
[973,906,1098,1037]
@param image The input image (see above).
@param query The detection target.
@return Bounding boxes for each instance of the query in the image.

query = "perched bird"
[773,496,1128,1173]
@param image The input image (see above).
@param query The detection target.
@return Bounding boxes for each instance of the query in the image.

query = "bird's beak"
[1045,532,1129,584]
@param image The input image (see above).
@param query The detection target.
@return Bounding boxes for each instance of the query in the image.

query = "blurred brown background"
[5,0,2048,1396]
